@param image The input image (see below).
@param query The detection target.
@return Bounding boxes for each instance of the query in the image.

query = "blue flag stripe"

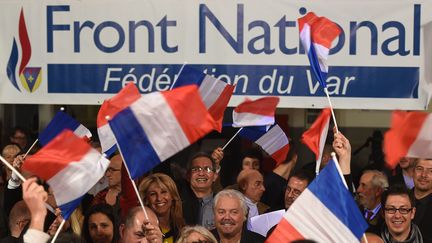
[308,159,368,239]
[58,195,84,220]
[38,112,80,145]
[171,66,205,89]
[238,126,268,141]
[109,107,161,179]
[307,46,328,88]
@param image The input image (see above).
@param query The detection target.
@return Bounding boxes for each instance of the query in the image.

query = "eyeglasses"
[190,166,214,174]
[414,166,432,175]
[286,186,302,197]
[384,207,413,215]
[106,167,121,173]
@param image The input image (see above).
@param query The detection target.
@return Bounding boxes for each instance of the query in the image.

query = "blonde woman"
[139,173,185,243]
[177,225,218,243]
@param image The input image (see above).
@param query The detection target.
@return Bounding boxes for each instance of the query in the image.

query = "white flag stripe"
[300,24,311,53]
[199,75,225,108]
[285,189,359,243]
[97,123,115,153]
[313,43,330,72]
[407,114,432,158]
[74,124,92,139]
[48,149,109,205]
[317,117,330,165]
[255,125,288,155]
[232,112,274,127]
[130,93,190,162]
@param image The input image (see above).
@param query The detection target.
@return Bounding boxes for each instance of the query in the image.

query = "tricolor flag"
[172,66,235,132]
[233,97,279,127]
[22,130,110,219]
[301,108,331,175]
[298,12,341,88]
[109,85,218,179]
[384,111,432,168]
[38,111,92,146]
[97,83,141,156]
[266,159,368,243]
[240,125,290,166]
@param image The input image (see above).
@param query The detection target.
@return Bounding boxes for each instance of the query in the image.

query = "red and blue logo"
[6,8,42,93]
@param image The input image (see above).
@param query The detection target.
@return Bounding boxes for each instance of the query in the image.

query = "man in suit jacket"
[357,170,388,235]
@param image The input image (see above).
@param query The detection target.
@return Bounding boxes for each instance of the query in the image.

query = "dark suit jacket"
[212,227,265,243]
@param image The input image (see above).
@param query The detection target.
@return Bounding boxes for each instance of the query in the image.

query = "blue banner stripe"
[308,159,368,239]
[47,64,419,98]
[109,107,161,179]
[39,112,80,145]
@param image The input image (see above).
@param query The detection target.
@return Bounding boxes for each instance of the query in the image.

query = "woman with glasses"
[139,173,185,243]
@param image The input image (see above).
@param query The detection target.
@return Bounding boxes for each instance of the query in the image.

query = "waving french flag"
[384,111,432,168]
[301,108,331,175]
[298,12,341,88]
[97,83,141,156]
[38,111,92,146]
[23,130,110,219]
[240,125,289,166]
[233,97,279,127]
[172,66,235,132]
[109,85,218,179]
[266,159,368,243]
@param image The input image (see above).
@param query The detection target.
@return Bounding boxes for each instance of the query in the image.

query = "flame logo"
[6,8,41,93]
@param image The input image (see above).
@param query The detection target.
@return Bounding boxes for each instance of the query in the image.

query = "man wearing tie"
[357,170,388,235]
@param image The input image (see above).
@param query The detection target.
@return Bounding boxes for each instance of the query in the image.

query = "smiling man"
[212,189,265,243]
[177,152,219,229]
[380,185,423,243]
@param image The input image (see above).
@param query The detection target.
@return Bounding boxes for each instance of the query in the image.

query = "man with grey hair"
[357,170,389,234]
[212,189,265,243]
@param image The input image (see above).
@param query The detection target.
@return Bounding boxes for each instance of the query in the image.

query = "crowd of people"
[0,126,431,243]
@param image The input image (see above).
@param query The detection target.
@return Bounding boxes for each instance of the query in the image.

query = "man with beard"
[412,158,432,242]
[356,170,388,234]
[212,190,264,243]
[177,152,218,229]
[381,185,423,243]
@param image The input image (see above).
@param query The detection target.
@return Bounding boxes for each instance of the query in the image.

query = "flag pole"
[169,61,187,90]
[23,139,38,158]
[330,152,347,189]
[222,127,243,150]
[50,219,66,243]
[115,148,150,220]
[0,155,26,182]
[324,88,339,133]
[106,115,149,220]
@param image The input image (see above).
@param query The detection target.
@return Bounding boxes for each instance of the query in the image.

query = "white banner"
[0,0,431,109]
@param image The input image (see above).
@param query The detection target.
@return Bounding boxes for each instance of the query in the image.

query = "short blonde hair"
[176,225,217,243]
